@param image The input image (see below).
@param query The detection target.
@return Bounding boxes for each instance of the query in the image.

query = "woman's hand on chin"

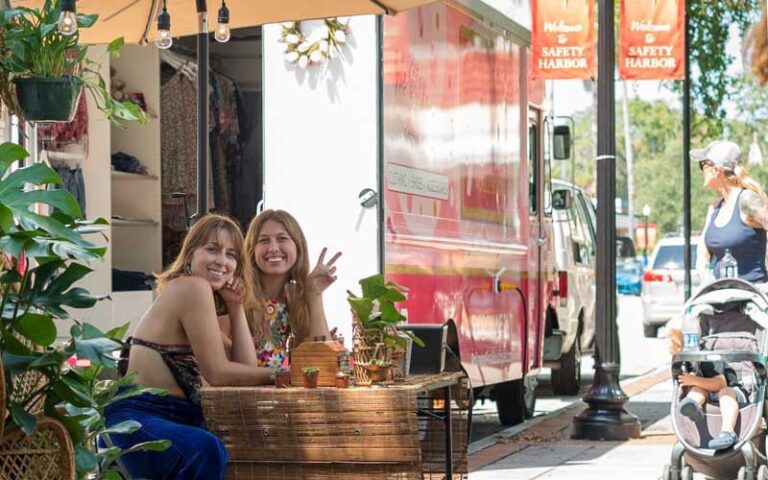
[219,278,245,306]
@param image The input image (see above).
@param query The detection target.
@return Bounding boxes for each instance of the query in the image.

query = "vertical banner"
[531,0,595,79]
[619,0,685,80]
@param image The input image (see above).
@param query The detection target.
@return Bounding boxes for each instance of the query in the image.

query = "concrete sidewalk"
[468,368,678,479]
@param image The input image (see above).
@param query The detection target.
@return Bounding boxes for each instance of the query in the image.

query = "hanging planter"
[0,1,147,126]
[13,76,83,122]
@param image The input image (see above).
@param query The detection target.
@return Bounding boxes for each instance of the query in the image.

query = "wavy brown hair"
[155,214,250,314]
[243,209,310,342]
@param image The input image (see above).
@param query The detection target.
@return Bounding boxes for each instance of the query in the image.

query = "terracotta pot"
[274,371,291,388]
[302,373,319,389]
[364,364,392,382]
[335,375,350,389]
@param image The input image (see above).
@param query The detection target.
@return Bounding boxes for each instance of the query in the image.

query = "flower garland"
[279,17,351,68]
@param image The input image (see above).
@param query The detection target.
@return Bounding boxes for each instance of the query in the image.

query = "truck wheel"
[551,338,581,395]
[643,324,659,338]
[496,377,537,426]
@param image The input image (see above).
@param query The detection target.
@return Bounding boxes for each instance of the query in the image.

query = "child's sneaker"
[708,430,738,450]
[678,397,704,423]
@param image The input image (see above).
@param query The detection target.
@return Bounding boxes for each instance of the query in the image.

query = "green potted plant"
[301,367,320,389]
[271,367,291,388]
[0,0,148,125]
[347,274,423,384]
[0,142,167,478]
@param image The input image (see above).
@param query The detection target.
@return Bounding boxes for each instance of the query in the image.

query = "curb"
[467,366,672,469]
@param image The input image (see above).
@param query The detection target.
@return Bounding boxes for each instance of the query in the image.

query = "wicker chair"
[0,358,76,480]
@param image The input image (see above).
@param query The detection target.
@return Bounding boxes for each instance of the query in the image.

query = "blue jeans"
[103,389,227,480]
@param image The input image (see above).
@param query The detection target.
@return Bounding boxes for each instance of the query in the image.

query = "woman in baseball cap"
[691,139,768,284]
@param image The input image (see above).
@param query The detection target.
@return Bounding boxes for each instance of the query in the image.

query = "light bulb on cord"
[215,1,230,43]
[58,0,77,36]
[155,3,173,49]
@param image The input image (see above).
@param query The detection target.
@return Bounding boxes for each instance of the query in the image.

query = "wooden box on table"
[289,340,347,387]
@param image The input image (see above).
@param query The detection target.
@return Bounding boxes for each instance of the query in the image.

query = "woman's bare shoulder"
[162,275,213,299]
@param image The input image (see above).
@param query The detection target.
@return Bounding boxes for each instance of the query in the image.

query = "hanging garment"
[51,165,86,217]
[38,94,89,154]
[161,71,198,264]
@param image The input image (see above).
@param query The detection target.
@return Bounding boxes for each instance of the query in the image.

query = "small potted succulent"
[271,367,291,388]
[363,359,392,382]
[301,367,320,389]
[335,372,350,389]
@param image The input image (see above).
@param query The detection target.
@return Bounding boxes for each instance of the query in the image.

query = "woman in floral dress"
[219,209,341,367]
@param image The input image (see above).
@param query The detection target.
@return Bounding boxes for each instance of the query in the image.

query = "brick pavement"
[468,367,674,474]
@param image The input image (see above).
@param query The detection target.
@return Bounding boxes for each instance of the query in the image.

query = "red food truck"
[262,3,568,426]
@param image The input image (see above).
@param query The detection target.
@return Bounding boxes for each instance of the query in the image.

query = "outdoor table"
[201,371,469,480]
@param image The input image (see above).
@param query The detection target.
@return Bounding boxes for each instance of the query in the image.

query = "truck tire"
[551,338,581,395]
[496,377,536,426]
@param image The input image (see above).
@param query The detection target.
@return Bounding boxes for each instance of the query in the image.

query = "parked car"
[546,180,596,395]
[641,235,700,338]
[616,236,643,296]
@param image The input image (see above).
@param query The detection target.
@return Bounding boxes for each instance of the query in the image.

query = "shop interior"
[34,28,265,329]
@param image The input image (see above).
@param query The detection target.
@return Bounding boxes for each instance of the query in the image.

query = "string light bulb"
[155,1,173,49]
[215,1,230,43]
[57,0,77,36]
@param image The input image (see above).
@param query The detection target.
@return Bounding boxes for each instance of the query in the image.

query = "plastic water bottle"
[720,248,739,279]
[682,306,699,352]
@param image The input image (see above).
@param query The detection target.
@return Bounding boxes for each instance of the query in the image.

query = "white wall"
[262,17,380,346]
[71,45,113,335]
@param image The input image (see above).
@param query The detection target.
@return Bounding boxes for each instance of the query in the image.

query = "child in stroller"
[665,278,768,480]
[677,326,751,450]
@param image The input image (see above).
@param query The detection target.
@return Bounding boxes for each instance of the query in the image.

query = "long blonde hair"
[243,209,310,342]
[729,164,767,202]
[156,214,250,314]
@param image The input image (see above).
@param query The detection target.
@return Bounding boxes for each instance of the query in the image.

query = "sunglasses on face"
[699,161,714,172]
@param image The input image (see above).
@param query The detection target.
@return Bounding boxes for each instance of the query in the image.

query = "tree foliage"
[673,0,760,137]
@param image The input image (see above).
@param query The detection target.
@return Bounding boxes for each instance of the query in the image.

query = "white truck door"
[261,18,380,346]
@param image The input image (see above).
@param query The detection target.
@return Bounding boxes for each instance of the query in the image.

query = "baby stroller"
[665,277,768,480]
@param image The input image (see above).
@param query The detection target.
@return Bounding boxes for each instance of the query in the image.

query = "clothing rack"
[159,50,197,81]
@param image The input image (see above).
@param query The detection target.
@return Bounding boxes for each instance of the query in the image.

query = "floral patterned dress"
[255,299,290,368]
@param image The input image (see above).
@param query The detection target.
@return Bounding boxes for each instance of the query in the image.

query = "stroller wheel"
[738,466,757,480]
[758,465,768,480]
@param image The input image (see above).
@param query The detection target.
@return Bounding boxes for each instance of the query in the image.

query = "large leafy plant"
[0,142,167,478]
[347,274,423,349]
[0,0,147,126]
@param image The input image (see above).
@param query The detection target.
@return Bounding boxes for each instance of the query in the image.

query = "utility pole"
[622,81,635,241]
[572,0,640,441]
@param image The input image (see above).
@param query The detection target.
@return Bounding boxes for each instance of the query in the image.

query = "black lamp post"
[642,204,651,266]
[571,0,640,441]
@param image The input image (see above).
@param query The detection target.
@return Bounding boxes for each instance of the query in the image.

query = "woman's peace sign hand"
[307,248,342,297]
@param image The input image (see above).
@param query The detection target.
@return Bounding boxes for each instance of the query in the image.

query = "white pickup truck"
[544,180,597,395]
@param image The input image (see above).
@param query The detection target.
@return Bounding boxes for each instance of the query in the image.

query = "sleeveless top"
[704,189,768,283]
[118,337,203,405]
[255,299,291,368]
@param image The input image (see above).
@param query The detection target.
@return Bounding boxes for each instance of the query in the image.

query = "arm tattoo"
[739,190,768,229]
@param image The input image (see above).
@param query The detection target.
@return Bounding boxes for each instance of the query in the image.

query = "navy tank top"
[704,189,768,283]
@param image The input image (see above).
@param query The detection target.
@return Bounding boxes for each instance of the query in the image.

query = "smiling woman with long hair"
[218,209,341,368]
[103,214,273,480]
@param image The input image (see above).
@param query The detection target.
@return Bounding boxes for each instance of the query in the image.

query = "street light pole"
[642,204,651,265]
[571,0,640,441]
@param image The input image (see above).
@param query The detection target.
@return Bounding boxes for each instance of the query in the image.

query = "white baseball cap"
[690,140,741,173]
